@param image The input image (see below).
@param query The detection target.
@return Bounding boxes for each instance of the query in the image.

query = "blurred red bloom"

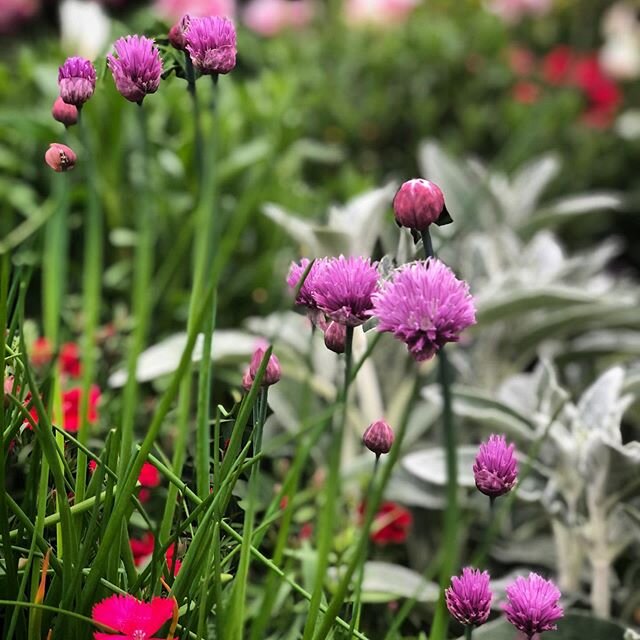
[60,342,81,377]
[138,462,161,502]
[512,81,541,104]
[130,531,155,566]
[31,337,53,367]
[62,385,100,432]
[542,46,575,85]
[574,56,622,108]
[359,501,412,545]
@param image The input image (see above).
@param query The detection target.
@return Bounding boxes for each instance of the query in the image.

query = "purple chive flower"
[445,567,492,627]
[504,573,563,639]
[287,258,326,310]
[58,56,97,107]
[371,259,476,362]
[312,256,379,327]
[107,36,163,104]
[362,420,394,457]
[473,434,518,499]
[185,16,237,75]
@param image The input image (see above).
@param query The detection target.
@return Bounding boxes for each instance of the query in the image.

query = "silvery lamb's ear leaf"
[262,203,319,256]
[564,330,640,362]
[311,227,351,257]
[402,446,478,488]
[465,614,626,640]
[377,254,396,280]
[327,183,396,256]
[523,231,565,280]
[475,286,595,325]
[385,473,445,509]
[510,153,561,220]
[328,562,439,604]
[575,367,625,436]
[624,630,640,640]
[417,140,478,226]
[521,191,624,236]
[489,535,557,569]
[108,330,256,386]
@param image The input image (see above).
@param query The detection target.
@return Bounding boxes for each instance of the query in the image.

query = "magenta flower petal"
[445,567,492,627]
[371,259,476,361]
[185,16,237,74]
[504,573,564,639]
[312,255,379,327]
[107,35,163,103]
[473,434,518,498]
[92,594,174,638]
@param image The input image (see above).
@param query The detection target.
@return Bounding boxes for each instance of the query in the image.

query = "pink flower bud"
[362,419,394,457]
[45,143,77,172]
[393,179,446,231]
[323,321,347,354]
[242,346,281,390]
[169,15,190,51]
[52,96,78,127]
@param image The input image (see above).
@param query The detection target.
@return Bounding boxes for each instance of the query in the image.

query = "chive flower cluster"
[446,568,563,638]
[286,254,476,361]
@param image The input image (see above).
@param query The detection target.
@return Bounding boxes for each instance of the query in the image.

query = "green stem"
[75,111,103,503]
[310,373,413,640]
[465,626,473,640]
[118,105,155,475]
[349,455,380,636]
[429,348,458,640]
[226,387,269,639]
[302,326,354,640]
[421,229,434,260]
[42,172,69,346]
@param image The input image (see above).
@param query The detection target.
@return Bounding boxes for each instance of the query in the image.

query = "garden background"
[1,0,640,639]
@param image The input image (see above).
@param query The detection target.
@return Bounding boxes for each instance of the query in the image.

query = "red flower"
[165,543,182,575]
[542,46,575,85]
[92,593,174,640]
[360,501,412,545]
[299,522,313,540]
[60,342,81,377]
[138,462,161,502]
[62,385,100,432]
[89,459,98,474]
[130,532,155,566]
[574,56,621,108]
[31,337,53,367]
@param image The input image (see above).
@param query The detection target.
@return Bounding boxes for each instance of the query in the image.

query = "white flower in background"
[615,110,640,139]
[599,2,640,80]
[344,0,419,27]
[60,0,111,60]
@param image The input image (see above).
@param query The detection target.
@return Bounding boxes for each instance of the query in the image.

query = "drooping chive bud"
[45,143,77,172]
[362,419,394,457]
[323,321,346,354]
[52,96,79,127]
[242,346,281,390]
[168,15,190,51]
[393,178,448,231]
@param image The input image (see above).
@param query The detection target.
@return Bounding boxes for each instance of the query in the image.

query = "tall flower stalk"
[301,325,354,640]
[74,103,103,504]
[160,14,237,541]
